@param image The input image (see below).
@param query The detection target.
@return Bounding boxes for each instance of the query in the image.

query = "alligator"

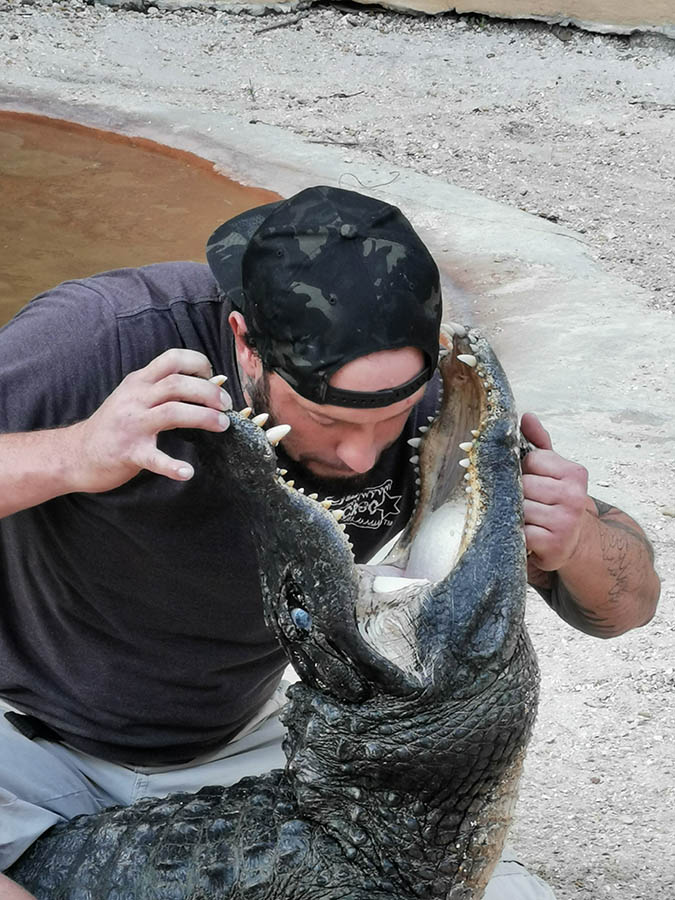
[9,325,540,900]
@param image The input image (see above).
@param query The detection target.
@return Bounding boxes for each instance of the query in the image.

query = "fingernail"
[218,412,230,429]
[220,389,232,410]
[178,465,193,480]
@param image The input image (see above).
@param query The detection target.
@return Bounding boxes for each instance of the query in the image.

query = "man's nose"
[335,432,379,474]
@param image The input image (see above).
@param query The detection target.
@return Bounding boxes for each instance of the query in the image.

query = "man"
[0,186,659,899]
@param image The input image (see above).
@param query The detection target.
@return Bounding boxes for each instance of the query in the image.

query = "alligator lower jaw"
[353,323,518,675]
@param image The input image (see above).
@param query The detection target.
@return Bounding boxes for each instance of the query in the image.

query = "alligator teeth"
[471,429,480,438]
[239,407,253,419]
[459,441,473,452]
[266,424,291,446]
[415,477,421,486]
[448,321,467,337]
[407,437,421,449]
[331,509,345,521]
[279,468,288,476]
[286,480,295,488]
[464,472,471,481]
[427,416,434,424]
[252,413,269,427]
[465,486,473,493]
[338,523,347,532]
[410,455,419,465]
[418,426,428,433]
[309,493,318,500]
[321,499,333,509]
[459,458,471,468]
[457,354,477,368]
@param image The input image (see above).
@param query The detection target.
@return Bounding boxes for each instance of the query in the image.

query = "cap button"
[340,223,358,239]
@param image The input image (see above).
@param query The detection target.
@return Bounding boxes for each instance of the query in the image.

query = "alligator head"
[193,324,540,899]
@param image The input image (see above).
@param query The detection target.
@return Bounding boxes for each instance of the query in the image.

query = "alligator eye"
[290,607,312,632]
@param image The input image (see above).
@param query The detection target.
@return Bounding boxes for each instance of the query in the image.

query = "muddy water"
[0,111,279,327]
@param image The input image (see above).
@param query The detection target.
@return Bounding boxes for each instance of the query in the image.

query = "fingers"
[148,372,232,415]
[141,348,215,383]
[520,412,553,451]
[522,456,589,571]
[142,447,196,482]
[147,400,231,435]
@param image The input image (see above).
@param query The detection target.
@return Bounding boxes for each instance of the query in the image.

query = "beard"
[245,370,375,495]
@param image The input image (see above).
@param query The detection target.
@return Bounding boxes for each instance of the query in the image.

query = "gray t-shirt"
[0,261,440,765]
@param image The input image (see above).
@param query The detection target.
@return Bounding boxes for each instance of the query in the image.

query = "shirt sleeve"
[0,280,122,434]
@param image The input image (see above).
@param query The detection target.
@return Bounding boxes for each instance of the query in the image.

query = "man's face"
[240,338,426,485]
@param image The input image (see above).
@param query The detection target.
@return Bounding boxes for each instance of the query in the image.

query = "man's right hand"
[72,349,232,492]
[0,349,232,519]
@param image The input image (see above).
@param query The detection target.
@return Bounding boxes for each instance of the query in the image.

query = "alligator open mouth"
[234,322,528,704]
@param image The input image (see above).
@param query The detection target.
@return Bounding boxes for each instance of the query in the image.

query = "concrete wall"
[352,0,675,36]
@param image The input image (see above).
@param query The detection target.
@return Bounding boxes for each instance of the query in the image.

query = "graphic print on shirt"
[326,479,403,530]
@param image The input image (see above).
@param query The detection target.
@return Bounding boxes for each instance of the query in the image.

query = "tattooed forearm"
[530,498,660,636]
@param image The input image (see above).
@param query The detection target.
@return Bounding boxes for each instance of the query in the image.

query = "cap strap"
[315,366,432,409]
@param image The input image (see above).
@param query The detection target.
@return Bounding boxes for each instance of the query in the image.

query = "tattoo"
[591,496,655,565]
[534,574,616,637]
[592,497,613,516]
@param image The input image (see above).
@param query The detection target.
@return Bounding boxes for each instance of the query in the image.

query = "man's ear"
[229,311,262,380]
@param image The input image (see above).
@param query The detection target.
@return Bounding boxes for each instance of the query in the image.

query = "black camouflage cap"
[206,185,442,408]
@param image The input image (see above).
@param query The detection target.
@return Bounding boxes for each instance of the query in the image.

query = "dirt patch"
[0,2,673,896]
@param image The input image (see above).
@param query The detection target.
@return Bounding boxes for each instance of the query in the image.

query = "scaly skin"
[9,327,539,899]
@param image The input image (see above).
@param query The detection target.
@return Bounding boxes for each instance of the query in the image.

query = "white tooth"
[459,458,471,468]
[457,354,477,368]
[448,321,467,337]
[459,441,473,452]
[239,407,252,419]
[266,424,291,446]
[279,469,288,476]
[464,472,471,481]
[331,509,344,521]
[440,322,456,337]
[309,493,318,500]
[321,499,332,509]
[338,523,347,532]
[297,488,304,494]
[252,413,269,427]
[427,416,434,423]
[419,425,428,433]
[287,480,295,488]
[407,437,421,448]
[465,486,473,493]
[415,477,421,486]
[471,430,480,438]
[410,455,419,465]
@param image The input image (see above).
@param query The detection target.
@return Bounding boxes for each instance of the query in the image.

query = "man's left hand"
[520,412,590,573]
